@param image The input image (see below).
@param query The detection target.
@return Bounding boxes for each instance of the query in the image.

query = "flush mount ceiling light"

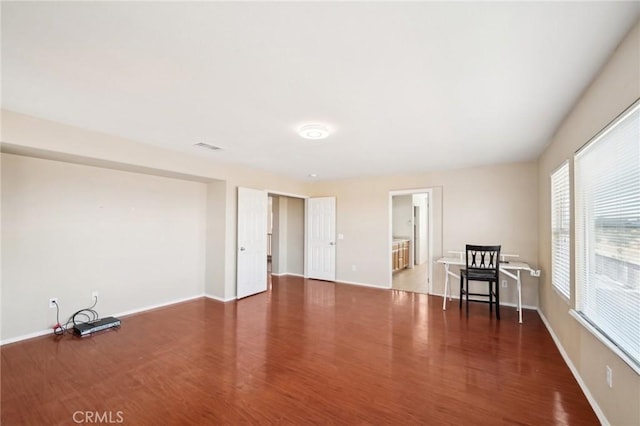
[298,124,330,140]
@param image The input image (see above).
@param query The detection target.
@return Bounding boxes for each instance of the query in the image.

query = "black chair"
[460,244,501,319]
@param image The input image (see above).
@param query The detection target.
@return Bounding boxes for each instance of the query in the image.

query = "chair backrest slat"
[465,244,501,276]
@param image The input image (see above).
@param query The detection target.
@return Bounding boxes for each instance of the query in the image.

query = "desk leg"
[517,270,523,324]
[442,264,450,310]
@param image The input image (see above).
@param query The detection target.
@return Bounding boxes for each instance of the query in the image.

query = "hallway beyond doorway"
[392,262,428,294]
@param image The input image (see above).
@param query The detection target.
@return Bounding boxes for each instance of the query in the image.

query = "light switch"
[338,233,344,240]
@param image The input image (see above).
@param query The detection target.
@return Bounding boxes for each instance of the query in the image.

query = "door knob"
[329,242,335,246]
[240,247,246,251]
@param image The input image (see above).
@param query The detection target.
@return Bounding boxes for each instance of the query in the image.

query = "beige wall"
[286,197,304,276]
[392,195,412,239]
[271,195,285,274]
[205,180,228,299]
[0,110,308,327]
[271,195,304,276]
[413,194,429,265]
[1,154,207,341]
[309,161,539,307]
[537,22,640,426]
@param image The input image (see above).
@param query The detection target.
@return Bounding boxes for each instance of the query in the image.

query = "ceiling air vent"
[193,142,222,151]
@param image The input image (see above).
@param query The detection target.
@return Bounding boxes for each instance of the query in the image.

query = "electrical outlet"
[501,280,508,288]
[49,298,58,309]
[351,264,357,271]
[92,291,99,301]
[606,365,613,388]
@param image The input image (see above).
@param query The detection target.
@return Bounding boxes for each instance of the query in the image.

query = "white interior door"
[237,187,268,299]
[307,197,336,281]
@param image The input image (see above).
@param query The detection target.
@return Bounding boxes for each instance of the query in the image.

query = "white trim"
[569,309,640,375]
[270,272,304,277]
[504,301,537,311]
[265,190,308,199]
[1,329,52,346]
[205,293,236,303]
[435,292,538,311]
[538,309,609,425]
[113,294,205,318]
[431,291,451,299]
[575,98,640,156]
[549,159,570,178]
[336,279,390,290]
[0,293,206,346]
[389,188,435,196]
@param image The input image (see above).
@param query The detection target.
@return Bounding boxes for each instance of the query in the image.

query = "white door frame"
[389,188,434,293]
[238,188,337,289]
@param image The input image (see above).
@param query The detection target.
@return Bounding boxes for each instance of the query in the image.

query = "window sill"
[569,309,640,376]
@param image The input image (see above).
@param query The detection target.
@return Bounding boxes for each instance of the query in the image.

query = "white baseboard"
[537,309,609,426]
[1,329,53,346]
[271,272,304,277]
[0,293,206,346]
[433,292,537,310]
[114,294,205,318]
[504,301,537,310]
[204,293,236,303]
[336,279,390,290]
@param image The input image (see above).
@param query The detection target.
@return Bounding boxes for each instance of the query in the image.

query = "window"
[551,162,570,299]
[574,99,640,370]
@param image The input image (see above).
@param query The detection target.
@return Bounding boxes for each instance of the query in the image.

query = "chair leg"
[465,279,469,316]
[495,281,500,320]
[489,281,493,313]
[459,275,463,310]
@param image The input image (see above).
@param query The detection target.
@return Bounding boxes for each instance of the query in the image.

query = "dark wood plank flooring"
[1,275,597,425]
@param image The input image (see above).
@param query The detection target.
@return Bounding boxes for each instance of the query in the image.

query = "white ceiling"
[2,2,639,181]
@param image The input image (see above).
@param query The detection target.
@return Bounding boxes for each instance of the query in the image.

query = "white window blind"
[575,100,640,370]
[551,162,570,299]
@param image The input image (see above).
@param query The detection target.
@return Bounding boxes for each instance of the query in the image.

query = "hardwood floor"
[1,276,597,425]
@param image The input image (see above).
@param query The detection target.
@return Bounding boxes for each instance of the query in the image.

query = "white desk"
[437,256,536,323]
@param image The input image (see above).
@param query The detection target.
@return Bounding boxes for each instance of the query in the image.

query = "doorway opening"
[237,188,336,299]
[389,188,442,294]
[267,194,305,279]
